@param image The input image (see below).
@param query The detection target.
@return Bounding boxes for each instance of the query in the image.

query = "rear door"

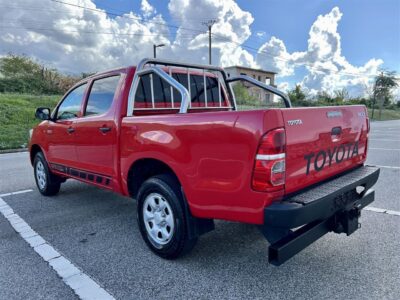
[282,106,369,194]
[73,75,121,184]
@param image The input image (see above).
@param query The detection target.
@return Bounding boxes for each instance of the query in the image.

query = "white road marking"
[0,189,33,198]
[369,148,400,151]
[370,165,400,170]
[0,195,115,300]
[364,206,400,216]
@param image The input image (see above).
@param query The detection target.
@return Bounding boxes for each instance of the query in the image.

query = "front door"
[47,83,88,168]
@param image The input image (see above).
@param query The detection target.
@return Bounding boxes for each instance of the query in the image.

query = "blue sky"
[1,0,399,97]
[93,0,399,73]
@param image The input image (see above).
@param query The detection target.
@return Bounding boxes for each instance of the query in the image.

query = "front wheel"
[33,152,61,196]
[137,174,197,259]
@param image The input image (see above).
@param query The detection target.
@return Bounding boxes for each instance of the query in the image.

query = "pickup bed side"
[120,109,284,224]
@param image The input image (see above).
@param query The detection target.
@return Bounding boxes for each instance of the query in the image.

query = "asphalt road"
[1,120,399,299]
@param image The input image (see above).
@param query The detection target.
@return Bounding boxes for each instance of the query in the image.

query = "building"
[225,65,276,103]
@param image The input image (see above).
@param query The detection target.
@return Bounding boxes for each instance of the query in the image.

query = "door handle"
[99,126,111,133]
[67,127,75,134]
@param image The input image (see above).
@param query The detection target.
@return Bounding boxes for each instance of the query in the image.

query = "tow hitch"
[332,205,361,236]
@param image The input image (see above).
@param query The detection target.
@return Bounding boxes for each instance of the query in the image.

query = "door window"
[57,84,87,120]
[85,76,120,116]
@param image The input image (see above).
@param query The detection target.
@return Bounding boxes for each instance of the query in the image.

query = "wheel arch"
[127,158,182,199]
[128,157,215,240]
[30,144,43,165]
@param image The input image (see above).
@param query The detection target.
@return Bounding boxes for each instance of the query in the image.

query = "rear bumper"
[264,165,380,229]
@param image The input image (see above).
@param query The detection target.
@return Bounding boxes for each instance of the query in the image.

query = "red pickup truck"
[29,58,379,265]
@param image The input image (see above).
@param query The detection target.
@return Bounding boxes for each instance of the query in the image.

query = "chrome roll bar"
[127,58,291,115]
[127,58,237,115]
[226,75,292,108]
[136,58,226,74]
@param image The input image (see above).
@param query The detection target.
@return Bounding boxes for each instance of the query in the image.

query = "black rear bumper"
[263,165,380,265]
[264,165,380,229]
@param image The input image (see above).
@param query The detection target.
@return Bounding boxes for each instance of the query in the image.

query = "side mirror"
[35,107,51,120]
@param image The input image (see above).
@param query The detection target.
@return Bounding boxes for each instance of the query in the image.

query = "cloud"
[256,7,383,96]
[0,1,384,97]
[167,0,257,67]
[255,31,266,38]
[0,0,172,72]
[0,0,257,71]
[141,0,156,18]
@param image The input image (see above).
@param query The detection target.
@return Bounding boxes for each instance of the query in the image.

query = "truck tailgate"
[281,106,369,194]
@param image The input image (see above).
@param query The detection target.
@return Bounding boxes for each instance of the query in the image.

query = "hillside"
[0,93,60,150]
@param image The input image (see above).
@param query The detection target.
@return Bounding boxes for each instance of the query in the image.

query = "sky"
[0,0,399,97]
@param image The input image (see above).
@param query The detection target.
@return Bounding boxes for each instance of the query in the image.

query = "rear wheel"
[33,152,61,196]
[137,174,197,259]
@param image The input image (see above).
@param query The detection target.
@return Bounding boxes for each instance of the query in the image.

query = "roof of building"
[224,65,277,75]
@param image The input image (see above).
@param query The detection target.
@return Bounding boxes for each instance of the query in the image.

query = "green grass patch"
[368,108,400,121]
[0,93,61,150]
[0,93,399,150]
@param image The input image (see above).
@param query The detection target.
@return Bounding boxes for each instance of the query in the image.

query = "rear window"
[133,71,231,111]
[135,74,175,109]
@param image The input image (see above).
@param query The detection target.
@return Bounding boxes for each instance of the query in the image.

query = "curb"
[0,148,28,154]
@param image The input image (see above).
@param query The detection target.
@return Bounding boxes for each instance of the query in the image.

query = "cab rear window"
[134,72,230,110]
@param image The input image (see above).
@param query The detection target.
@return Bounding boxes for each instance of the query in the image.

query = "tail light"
[252,128,286,192]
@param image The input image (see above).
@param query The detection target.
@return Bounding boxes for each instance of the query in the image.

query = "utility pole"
[202,19,217,65]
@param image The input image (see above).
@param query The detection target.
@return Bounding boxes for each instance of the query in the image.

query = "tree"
[316,91,334,105]
[333,88,349,104]
[287,84,306,106]
[232,82,259,107]
[0,54,81,94]
[373,70,399,120]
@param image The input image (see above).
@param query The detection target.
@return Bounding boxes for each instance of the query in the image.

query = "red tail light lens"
[252,128,286,192]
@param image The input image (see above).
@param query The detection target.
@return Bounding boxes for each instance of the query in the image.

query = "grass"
[0,93,60,150]
[368,108,400,121]
[0,93,399,150]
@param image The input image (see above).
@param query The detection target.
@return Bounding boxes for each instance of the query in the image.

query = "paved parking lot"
[1,120,399,299]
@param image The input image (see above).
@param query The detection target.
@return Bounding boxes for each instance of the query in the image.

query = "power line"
[1,1,379,78]
[49,0,205,34]
[0,25,201,39]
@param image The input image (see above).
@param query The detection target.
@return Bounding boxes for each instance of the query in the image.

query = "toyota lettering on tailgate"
[303,142,359,175]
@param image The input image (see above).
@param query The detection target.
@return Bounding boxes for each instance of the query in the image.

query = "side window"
[57,84,87,120]
[85,76,120,116]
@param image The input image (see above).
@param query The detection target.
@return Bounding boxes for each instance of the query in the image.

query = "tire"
[137,174,197,259]
[33,152,61,196]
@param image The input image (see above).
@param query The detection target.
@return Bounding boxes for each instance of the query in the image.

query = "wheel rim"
[36,161,47,190]
[143,192,175,245]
